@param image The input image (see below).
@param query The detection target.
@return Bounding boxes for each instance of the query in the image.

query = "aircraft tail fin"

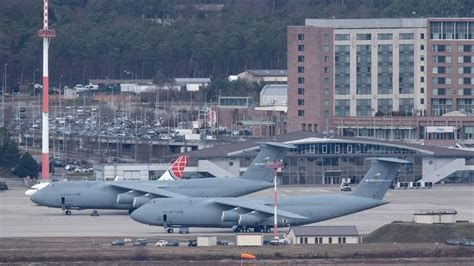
[239,142,295,183]
[158,155,189,181]
[352,158,409,200]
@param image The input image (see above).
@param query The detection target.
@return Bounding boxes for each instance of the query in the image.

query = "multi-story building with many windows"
[288,18,474,147]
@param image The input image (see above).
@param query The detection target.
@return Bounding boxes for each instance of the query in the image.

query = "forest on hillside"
[0,0,472,88]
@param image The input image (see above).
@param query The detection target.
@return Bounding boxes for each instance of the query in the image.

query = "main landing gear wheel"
[167,228,174,233]
[65,210,72,215]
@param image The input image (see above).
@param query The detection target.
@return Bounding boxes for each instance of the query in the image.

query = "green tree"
[13,152,40,179]
[0,128,21,168]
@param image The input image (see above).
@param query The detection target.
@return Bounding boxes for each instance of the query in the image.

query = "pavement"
[0,177,473,238]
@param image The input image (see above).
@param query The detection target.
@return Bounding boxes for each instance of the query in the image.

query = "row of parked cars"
[111,238,230,247]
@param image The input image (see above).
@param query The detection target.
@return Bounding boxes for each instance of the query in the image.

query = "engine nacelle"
[133,194,153,208]
[221,208,244,222]
[117,190,141,205]
[238,211,264,226]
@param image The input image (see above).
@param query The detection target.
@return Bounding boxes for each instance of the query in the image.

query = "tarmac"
[0,177,473,238]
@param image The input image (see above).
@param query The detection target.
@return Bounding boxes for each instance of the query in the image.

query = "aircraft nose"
[30,190,43,205]
[130,204,154,225]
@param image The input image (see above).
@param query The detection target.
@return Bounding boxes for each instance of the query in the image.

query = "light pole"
[2,63,6,126]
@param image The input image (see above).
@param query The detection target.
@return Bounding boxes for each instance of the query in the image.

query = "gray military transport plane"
[130,158,408,233]
[31,142,295,220]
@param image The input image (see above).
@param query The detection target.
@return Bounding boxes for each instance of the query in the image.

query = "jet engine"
[132,194,154,208]
[221,207,245,222]
[117,190,141,205]
[238,211,265,226]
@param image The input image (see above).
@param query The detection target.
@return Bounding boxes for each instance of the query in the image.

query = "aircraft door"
[163,214,167,227]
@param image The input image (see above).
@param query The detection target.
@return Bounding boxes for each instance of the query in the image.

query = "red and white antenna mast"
[265,160,284,240]
[37,0,55,180]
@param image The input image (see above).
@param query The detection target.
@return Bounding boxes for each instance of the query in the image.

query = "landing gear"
[179,227,189,234]
[265,226,272,233]
[64,209,72,215]
[128,208,136,215]
[90,210,99,216]
[233,226,251,233]
[167,228,174,233]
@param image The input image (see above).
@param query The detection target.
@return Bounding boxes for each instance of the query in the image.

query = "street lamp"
[2,63,6,126]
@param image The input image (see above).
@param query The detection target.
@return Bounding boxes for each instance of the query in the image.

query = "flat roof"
[176,131,474,159]
[305,18,427,29]
[247,69,288,77]
[290,226,359,236]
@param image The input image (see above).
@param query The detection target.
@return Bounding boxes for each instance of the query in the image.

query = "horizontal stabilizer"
[239,142,296,183]
[352,157,409,200]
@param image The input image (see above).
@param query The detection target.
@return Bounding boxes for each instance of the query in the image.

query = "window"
[432,88,451,96]
[323,67,329,74]
[420,44,424,50]
[335,99,350,117]
[420,66,424,72]
[297,55,304,62]
[298,66,304,73]
[322,145,327,153]
[432,55,451,63]
[324,88,329,95]
[399,33,414,40]
[298,110,305,116]
[458,56,473,63]
[420,33,425,39]
[378,33,392,40]
[335,34,350,41]
[298,99,304,106]
[323,45,330,52]
[297,88,304,95]
[458,45,473,52]
[298,44,304,51]
[432,44,451,52]
[356,33,371,40]
[298,33,304,41]
[323,77,330,84]
[421,87,424,93]
[324,56,329,63]
[421,98,424,104]
[324,99,329,106]
[421,56,424,61]
[458,66,473,74]
[328,237,332,244]
[323,34,329,41]
[420,77,424,83]
[458,88,472,96]
[298,77,305,84]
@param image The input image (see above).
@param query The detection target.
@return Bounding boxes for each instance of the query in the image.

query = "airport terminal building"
[178,131,474,185]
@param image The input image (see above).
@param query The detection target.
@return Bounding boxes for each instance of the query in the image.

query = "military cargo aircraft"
[31,142,295,219]
[130,158,408,233]
[25,155,189,197]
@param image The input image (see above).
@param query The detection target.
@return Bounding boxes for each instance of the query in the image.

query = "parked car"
[0,181,8,190]
[445,239,463,245]
[111,239,125,246]
[155,240,168,247]
[268,238,289,246]
[217,239,229,246]
[133,239,147,246]
[165,240,179,247]
[340,182,352,192]
[188,240,197,247]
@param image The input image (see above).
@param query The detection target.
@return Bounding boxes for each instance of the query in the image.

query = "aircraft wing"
[110,182,188,198]
[212,198,308,219]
